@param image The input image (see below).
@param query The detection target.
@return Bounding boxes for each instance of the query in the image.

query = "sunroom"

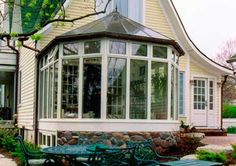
[37,11,184,132]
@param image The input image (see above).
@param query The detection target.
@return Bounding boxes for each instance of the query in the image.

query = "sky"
[172,0,236,59]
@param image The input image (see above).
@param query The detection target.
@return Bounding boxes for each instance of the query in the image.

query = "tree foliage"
[0,0,111,42]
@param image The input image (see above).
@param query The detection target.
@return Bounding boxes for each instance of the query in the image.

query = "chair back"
[88,145,136,166]
[127,139,157,162]
[16,135,30,164]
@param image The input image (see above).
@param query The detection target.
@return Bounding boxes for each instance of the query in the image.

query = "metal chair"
[127,139,179,166]
[16,135,54,166]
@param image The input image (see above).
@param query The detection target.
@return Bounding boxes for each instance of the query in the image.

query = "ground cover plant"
[197,150,227,164]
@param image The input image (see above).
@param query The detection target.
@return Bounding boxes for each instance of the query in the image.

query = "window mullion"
[101,40,107,120]
[126,43,131,120]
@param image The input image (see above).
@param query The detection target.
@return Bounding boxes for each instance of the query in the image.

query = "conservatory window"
[153,46,167,59]
[151,62,168,119]
[84,41,101,54]
[61,59,79,118]
[63,43,79,55]
[83,58,102,119]
[179,72,185,115]
[39,40,180,121]
[107,58,126,119]
[109,40,126,54]
[132,43,147,56]
[130,60,148,119]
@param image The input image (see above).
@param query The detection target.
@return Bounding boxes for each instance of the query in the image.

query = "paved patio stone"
[181,154,197,160]
[0,154,17,166]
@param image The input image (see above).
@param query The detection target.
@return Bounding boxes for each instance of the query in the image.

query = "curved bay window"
[38,39,179,121]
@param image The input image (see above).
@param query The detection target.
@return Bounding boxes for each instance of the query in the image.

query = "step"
[195,129,227,136]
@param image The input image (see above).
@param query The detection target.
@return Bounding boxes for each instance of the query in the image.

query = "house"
[5,0,233,145]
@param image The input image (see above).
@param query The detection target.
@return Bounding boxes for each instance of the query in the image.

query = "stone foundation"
[57,131,179,153]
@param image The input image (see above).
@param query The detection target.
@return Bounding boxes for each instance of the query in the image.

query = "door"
[191,78,216,127]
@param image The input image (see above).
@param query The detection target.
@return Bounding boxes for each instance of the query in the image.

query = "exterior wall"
[18,40,36,132]
[145,0,174,39]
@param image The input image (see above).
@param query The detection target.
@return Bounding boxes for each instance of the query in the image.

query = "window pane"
[107,58,126,119]
[44,69,48,118]
[62,59,79,118]
[114,0,128,17]
[109,40,126,54]
[151,62,168,119]
[53,62,58,118]
[178,72,184,115]
[48,65,53,118]
[63,43,79,55]
[153,46,167,58]
[83,58,101,118]
[129,0,142,22]
[132,43,147,56]
[130,60,148,119]
[171,65,174,119]
[84,41,101,54]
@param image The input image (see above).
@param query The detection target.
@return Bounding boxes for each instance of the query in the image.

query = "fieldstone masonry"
[57,131,179,153]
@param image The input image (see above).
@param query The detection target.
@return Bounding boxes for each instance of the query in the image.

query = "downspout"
[34,41,39,145]
[221,75,228,130]
[7,38,19,126]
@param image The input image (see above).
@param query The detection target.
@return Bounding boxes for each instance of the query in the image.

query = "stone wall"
[57,131,178,153]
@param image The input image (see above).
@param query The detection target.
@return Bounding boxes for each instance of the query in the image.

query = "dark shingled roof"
[37,11,184,58]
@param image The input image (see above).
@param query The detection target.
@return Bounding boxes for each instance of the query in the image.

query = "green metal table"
[41,143,111,166]
[160,159,223,166]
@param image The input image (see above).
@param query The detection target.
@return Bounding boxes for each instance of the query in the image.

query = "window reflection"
[130,60,148,119]
[151,62,168,119]
[61,59,79,118]
[107,58,126,119]
[83,58,101,118]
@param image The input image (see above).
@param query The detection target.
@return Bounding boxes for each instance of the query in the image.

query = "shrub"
[0,128,18,152]
[223,105,236,118]
[227,126,236,134]
[197,150,227,164]
[231,144,236,158]
[168,132,203,155]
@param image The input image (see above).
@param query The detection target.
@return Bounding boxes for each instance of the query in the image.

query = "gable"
[145,0,174,39]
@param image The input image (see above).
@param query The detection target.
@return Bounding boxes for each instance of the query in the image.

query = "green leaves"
[30,34,43,41]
